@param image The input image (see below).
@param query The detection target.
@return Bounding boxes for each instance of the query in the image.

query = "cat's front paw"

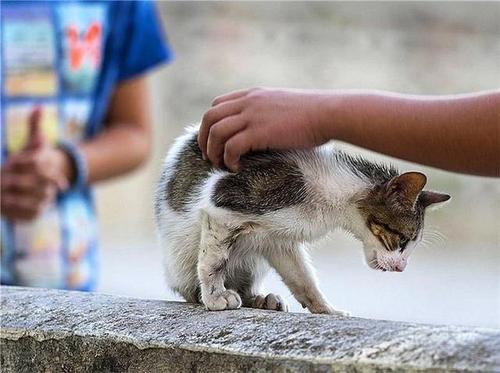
[328,308,351,317]
[252,293,289,312]
[203,289,242,311]
[309,303,351,317]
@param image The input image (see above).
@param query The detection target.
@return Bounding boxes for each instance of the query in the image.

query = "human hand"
[198,88,336,171]
[1,107,73,221]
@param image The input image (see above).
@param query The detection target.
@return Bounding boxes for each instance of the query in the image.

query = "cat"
[154,126,450,315]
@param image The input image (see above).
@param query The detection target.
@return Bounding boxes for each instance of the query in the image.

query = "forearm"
[77,77,153,184]
[323,90,500,176]
[79,123,151,183]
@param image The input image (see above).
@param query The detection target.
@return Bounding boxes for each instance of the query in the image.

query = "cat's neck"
[298,146,371,205]
[296,145,392,234]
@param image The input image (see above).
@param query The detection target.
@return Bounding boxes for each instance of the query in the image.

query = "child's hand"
[1,147,71,221]
[0,107,72,221]
[198,88,334,171]
[201,88,499,176]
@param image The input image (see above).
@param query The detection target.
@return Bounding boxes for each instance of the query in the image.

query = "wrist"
[314,93,348,144]
[316,91,378,144]
[57,141,88,190]
[54,148,75,186]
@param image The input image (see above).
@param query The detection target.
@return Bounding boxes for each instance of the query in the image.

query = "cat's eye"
[399,236,410,251]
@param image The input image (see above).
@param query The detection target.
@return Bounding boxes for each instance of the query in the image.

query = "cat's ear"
[386,172,427,204]
[419,191,451,208]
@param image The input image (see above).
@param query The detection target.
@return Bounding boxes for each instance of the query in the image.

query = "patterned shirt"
[1,0,172,290]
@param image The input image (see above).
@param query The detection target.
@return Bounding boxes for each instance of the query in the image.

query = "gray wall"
[95,2,500,328]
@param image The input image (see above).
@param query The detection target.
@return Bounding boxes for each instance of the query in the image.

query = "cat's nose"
[394,263,406,272]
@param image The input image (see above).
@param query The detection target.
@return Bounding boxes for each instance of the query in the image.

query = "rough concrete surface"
[1,286,499,372]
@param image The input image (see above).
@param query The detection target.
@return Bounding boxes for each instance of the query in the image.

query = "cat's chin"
[368,262,401,272]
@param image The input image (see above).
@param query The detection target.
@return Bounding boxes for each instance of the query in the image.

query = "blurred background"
[95,2,500,328]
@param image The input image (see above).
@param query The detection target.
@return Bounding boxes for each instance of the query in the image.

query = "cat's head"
[355,172,450,272]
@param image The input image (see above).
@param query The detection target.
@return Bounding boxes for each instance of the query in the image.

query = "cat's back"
[211,150,308,215]
[155,127,213,215]
[155,127,311,218]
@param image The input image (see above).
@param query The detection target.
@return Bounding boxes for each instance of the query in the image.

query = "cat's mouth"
[377,259,406,272]
[370,260,388,272]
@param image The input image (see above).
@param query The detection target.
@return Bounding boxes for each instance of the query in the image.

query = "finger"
[1,173,42,195]
[6,152,37,173]
[25,106,44,150]
[0,204,36,221]
[206,116,247,168]
[198,100,243,159]
[1,195,44,221]
[211,88,252,106]
[223,130,254,172]
[2,178,55,203]
[2,181,56,207]
[5,152,68,190]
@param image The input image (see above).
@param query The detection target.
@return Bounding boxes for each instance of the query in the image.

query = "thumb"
[25,106,44,150]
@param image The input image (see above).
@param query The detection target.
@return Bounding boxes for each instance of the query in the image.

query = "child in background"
[1,0,173,290]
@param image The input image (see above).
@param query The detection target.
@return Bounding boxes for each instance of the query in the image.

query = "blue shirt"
[0,0,173,290]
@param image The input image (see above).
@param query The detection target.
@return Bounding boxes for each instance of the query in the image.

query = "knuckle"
[244,93,257,103]
[251,86,268,96]
[202,109,215,124]
[209,124,222,141]
[196,131,205,146]
[246,91,264,104]
[201,114,209,126]
[211,96,222,106]
[225,141,237,157]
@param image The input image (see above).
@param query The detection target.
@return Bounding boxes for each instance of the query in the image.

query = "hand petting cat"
[199,88,500,177]
[198,88,333,171]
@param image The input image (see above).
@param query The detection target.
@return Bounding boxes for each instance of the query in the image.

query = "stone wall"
[1,286,499,372]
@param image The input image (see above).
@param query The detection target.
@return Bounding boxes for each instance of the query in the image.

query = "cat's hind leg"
[226,254,290,312]
[197,211,242,311]
[246,293,289,312]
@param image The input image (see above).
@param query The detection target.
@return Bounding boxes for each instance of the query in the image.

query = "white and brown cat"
[154,126,450,315]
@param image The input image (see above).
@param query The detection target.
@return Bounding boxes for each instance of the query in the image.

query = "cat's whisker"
[420,227,447,250]
[425,232,446,244]
[425,232,446,243]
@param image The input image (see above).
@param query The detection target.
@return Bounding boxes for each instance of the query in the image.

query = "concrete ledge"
[1,286,499,372]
